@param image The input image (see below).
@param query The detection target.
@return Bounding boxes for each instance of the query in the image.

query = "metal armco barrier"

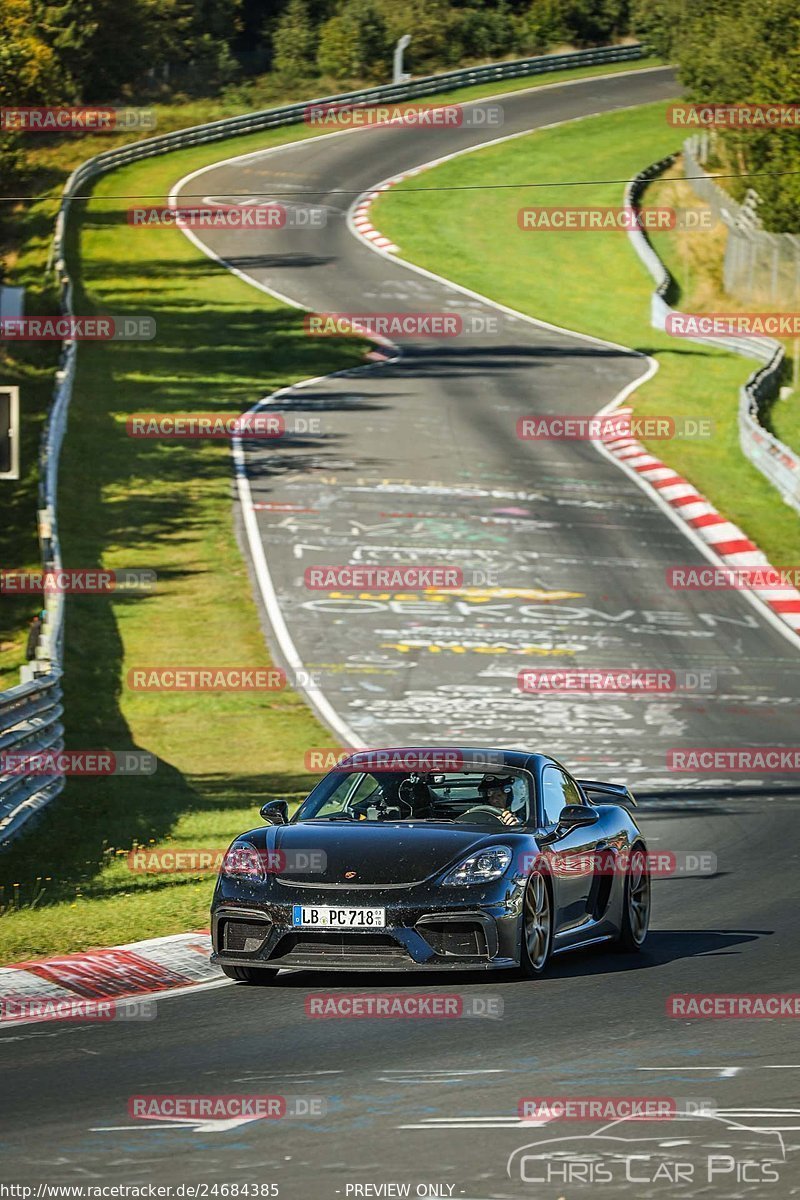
[57,42,646,213]
[626,158,800,516]
[0,42,646,846]
[0,675,65,845]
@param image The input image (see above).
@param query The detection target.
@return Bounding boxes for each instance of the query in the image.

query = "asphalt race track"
[2,67,800,1199]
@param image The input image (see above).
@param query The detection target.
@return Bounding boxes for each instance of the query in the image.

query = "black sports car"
[210,747,650,981]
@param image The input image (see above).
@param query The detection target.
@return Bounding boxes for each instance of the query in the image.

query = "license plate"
[292,905,386,928]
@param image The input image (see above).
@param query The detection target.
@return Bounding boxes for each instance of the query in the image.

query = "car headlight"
[443,846,513,886]
[221,840,266,882]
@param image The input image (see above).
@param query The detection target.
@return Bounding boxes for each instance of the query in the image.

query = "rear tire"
[519,870,553,977]
[221,964,279,984]
[614,845,650,952]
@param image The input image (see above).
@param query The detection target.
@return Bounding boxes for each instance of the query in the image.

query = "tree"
[147,0,243,94]
[455,2,517,62]
[629,0,676,59]
[272,0,319,78]
[0,0,70,187]
[35,0,157,101]
[665,0,800,230]
[0,0,70,102]
[556,0,629,45]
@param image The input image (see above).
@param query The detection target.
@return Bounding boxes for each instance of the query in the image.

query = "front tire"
[520,870,553,977]
[614,845,650,952]
[221,964,279,984]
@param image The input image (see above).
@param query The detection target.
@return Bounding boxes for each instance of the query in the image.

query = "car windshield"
[295,769,532,824]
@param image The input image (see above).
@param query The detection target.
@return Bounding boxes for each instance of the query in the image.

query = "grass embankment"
[372,101,800,566]
[0,58,664,963]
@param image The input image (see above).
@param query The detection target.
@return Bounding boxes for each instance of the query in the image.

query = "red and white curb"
[351,178,409,254]
[0,930,222,1026]
[599,407,800,633]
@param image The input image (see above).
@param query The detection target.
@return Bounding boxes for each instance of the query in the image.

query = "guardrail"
[0,675,65,845]
[1,41,646,847]
[626,157,800,516]
[54,42,646,212]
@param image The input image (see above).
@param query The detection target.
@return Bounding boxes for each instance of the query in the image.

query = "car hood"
[263,820,514,886]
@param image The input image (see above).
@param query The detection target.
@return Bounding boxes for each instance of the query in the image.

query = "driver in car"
[478,775,520,825]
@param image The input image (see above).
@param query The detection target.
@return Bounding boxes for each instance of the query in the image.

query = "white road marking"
[378,1068,507,1084]
[638,1066,743,1077]
[92,1115,264,1134]
[382,1068,505,1074]
[398,1115,552,1130]
[721,1109,800,1115]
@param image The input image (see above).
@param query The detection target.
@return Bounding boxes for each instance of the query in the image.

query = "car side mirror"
[558,804,599,828]
[260,799,289,825]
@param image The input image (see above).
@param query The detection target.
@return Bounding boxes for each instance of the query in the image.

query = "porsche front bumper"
[211,881,523,971]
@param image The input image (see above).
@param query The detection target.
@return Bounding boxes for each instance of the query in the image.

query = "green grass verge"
[372,101,800,566]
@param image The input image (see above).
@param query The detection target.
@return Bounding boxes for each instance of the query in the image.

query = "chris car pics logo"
[507,1113,786,1187]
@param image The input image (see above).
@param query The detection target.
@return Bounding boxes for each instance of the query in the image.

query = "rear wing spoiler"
[577,779,637,808]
